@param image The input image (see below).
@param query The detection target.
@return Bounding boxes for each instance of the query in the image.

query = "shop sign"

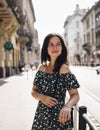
[4,42,13,51]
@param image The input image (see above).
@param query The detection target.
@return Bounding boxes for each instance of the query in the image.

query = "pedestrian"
[34,59,40,69]
[31,33,80,130]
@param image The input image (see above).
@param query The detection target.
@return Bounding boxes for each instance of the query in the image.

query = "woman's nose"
[53,45,57,50]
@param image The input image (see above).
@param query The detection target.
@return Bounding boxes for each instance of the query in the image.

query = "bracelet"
[64,105,72,109]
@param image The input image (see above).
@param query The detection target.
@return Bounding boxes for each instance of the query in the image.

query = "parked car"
[96,66,100,74]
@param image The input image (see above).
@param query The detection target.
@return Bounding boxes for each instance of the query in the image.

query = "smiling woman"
[47,36,62,59]
[31,33,80,130]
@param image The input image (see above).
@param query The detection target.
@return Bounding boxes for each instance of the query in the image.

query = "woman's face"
[47,36,62,58]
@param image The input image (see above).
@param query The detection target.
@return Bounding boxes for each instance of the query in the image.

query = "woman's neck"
[49,62,55,66]
[45,60,55,73]
[49,57,57,66]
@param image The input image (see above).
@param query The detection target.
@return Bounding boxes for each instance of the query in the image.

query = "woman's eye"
[48,43,61,48]
[57,44,61,46]
[49,44,53,47]
[50,44,53,47]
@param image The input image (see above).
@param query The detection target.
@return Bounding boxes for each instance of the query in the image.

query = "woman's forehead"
[49,36,61,42]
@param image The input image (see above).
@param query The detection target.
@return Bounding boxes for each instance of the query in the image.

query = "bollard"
[26,70,28,80]
[79,106,87,130]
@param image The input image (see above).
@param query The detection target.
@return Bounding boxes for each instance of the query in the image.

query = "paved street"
[70,66,100,100]
[70,66,100,125]
[0,67,100,130]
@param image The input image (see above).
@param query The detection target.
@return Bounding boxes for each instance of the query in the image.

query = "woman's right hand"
[40,95,58,108]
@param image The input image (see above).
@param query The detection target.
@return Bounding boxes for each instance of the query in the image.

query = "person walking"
[31,33,80,130]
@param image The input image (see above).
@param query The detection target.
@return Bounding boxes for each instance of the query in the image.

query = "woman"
[31,33,80,130]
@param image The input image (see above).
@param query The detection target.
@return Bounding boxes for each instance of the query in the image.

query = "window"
[91,14,93,25]
[87,32,90,42]
[96,14,100,27]
[86,18,90,29]
[76,21,79,28]
[91,29,94,45]
[76,32,80,39]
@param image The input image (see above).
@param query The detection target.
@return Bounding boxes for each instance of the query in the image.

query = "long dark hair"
[41,33,68,73]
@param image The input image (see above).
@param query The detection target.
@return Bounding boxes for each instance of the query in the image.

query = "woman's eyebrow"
[56,42,61,44]
[49,41,61,45]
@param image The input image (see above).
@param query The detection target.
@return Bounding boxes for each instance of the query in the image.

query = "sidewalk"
[0,70,38,130]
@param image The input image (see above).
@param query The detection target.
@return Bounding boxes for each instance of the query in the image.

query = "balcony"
[5,0,25,24]
[82,43,91,53]
[17,28,33,44]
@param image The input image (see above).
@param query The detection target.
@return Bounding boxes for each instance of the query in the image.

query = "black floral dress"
[31,70,80,130]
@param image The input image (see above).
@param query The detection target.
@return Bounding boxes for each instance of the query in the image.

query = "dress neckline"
[38,70,71,76]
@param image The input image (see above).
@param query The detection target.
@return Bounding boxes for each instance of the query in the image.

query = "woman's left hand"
[59,106,71,125]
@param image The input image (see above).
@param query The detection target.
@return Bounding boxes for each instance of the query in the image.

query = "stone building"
[63,4,87,65]
[94,0,100,64]
[17,0,40,68]
[81,5,96,66]
[0,0,39,78]
[82,0,100,66]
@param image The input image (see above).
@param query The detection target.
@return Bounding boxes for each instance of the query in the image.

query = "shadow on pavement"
[0,72,28,86]
[13,72,25,76]
[0,80,8,86]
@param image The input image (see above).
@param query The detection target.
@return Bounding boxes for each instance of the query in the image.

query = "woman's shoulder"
[59,64,71,74]
[38,64,46,72]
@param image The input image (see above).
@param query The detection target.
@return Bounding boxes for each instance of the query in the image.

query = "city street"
[70,66,100,126]
[0,66,100,130]
[0,1,100,130]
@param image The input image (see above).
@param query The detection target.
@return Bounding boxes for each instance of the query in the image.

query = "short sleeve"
[33,71,41,86]
[65,73,80,90]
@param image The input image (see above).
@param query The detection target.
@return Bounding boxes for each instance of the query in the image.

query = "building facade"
[82,0,100,66]
[94,0,100,63]
[82,5,96,66]
[0,0,39,78]
[63,4,87,65]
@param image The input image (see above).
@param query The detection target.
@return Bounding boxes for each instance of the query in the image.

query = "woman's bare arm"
[65,89,80,108]
[31,85,58,108]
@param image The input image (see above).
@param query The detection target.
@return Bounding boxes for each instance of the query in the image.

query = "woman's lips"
[52,51,59,53]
